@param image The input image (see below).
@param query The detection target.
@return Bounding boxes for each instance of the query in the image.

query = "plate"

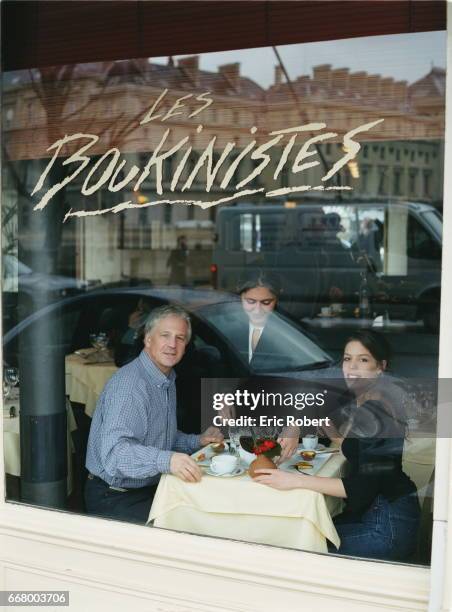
[192,443,229,464]
[205,467,245,478]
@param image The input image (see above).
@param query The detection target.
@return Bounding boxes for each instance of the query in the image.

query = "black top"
[341,433,416,517]
[337,382,417,517]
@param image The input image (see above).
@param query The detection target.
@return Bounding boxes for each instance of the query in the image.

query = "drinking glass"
[228,425,241,458]
[3,379,11,400]
[96,332,108,351]
[89,333,99,350]
[5,367,19,387]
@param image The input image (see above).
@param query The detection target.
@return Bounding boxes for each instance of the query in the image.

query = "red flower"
[253,438,278,455]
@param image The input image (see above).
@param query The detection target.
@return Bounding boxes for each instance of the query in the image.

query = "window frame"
[0,4,451,609]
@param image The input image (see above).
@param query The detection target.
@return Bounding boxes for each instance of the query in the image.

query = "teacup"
[211,455,238,475]
[302,435,318,450]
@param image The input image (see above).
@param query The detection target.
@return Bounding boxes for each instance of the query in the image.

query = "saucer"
[299,443,326,452]
[205,467,245,478]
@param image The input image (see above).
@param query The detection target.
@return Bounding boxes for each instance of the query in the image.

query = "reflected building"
[2,58,445,286]
[264,64,444,206]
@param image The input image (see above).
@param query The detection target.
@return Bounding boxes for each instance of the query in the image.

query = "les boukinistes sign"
[29,88,383,222]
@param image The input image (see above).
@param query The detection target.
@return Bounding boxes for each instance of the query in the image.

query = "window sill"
[0,501,430,610]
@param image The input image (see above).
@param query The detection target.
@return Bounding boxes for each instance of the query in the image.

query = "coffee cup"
[302,435,318,450]
[211,455,238,475]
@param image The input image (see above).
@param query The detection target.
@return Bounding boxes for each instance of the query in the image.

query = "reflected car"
[3,254,88,295]
[3,287,339,432]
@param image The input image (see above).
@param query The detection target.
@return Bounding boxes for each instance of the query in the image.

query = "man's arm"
[173,426,224,454]
[173,431,201,454]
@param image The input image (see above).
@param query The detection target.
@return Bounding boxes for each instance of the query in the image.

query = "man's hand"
[170,452,202,482]
[200,426,224,447]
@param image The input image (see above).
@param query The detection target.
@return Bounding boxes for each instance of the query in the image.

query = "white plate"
[205,467,245,478]
[192,442,229,463]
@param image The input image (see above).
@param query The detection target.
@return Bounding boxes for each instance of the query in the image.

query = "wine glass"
[96,332,108,352]
[89,333,99,350]
[4,367,19,387]
[3,379,11,400]
[228,425,241,458]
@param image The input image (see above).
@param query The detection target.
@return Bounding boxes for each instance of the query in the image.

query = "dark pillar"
[17,158,67,509]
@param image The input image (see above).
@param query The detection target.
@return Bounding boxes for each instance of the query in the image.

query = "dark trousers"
[84,475,158,525]
[329,493,420,560]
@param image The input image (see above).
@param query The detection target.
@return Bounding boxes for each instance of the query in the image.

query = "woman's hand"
[276,436,299,463]
[200,426,224,446]
[254,469,347,498]
[253,468,308,490]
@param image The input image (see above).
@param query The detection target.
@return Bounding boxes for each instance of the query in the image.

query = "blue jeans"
[85,475,157,525]
[330,494,420,560]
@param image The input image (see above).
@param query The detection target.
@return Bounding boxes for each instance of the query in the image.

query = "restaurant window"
[361,167,369,192]
[393,169,402,196]
[378,167,387,195]
[423,170,432,197]
[2,27,444,570]
[409,169,418,195]
[4,105,14,126]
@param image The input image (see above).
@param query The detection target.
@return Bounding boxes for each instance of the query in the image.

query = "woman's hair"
[344,329,391,368]
[236,270,282,297]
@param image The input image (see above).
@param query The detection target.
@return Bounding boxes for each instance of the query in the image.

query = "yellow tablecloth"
[65,352,118,417]
[149,453,345,553]
[3,398,76,493]
[402,437,435,505]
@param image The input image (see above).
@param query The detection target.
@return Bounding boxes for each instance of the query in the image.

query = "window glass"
[2,29,444,567]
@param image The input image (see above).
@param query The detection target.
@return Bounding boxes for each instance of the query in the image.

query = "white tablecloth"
[149,450,345,553]
[65,352,118,417]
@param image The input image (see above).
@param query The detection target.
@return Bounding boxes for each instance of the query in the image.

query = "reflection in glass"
[1,29,444,564]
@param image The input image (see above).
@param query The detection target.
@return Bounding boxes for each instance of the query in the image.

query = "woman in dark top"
[255,329,420,561]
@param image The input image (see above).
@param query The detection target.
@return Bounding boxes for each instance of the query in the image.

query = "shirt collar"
[139,350,176,387]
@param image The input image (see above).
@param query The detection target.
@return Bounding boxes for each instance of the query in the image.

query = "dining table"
[148,445,345,553]
[402,437,436,505]
[3,393,77,493]
[65,349,118,417]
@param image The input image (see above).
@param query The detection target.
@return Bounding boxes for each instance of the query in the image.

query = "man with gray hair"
[85,304,223,524]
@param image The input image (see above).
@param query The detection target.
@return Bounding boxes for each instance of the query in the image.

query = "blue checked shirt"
[86,350,201,488]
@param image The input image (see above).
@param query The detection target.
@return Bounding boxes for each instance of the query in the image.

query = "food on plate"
[300,450,316,461]
[295,461,314,471]
[211,442,225,453]
[195,453,206,462]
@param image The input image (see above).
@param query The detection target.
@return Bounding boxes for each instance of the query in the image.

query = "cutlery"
[290,465,312,474]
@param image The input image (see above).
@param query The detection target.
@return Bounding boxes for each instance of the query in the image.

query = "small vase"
[249,454,277,478]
